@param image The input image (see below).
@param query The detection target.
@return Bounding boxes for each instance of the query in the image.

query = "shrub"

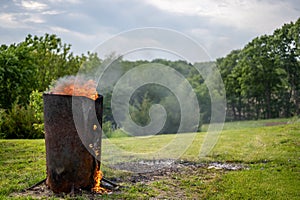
[102,121,129,138]
[102,121,113,138]
[29,90,44,135]
[0,102,43,139]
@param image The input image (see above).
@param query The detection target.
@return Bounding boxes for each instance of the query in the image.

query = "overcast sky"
[0,0,299,61]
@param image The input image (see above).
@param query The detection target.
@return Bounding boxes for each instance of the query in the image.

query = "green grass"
[0,140,46,198]
[201,117,293,132]
[0,119,299,199]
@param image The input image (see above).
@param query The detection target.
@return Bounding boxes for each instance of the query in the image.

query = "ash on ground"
[112,159,248,173]
[112,159,249,183]
[12,160,248,199]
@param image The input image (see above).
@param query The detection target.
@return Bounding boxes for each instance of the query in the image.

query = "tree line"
[217,18,300,120]
[0,34,87,138]
[0,18,299,138]
[95,59,215,135]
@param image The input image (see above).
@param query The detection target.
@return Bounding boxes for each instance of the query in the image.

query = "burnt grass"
[110,159,248,183]
[109,160,248,198]
[14,159,248,199]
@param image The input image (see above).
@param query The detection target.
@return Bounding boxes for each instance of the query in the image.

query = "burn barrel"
[43,93,103,193]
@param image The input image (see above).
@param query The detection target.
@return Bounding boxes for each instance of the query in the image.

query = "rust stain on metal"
[43,93,103,193]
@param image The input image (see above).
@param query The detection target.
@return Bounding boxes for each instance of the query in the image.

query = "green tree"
[0,43,36,108]
[217,18,300,120]
[0,34,85,109]
[24,34,84,91]
[0,34,86,138]
[272,19,300,116]
[217,50,243,120]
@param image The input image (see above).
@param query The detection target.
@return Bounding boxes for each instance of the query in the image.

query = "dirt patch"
[264,122,287,126]
[11,182,114,199]
[12,160,248,199]
[112,159,248,174]
[112,159,179,173]
[115,160,248,183]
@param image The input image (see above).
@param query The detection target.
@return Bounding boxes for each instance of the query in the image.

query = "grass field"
[0,119,299,199]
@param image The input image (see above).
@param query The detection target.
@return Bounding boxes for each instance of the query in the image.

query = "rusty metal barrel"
[43,93,103,193]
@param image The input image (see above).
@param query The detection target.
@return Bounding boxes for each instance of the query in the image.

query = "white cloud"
[1,0,299,59]
[20,0,48,11]
[22,14,45,23]
[45,25,114,55]
[210,0,299,34]
[0,13,28,28]
[144,0,220,16]
[47,0,81,4]
[0,12,46,29]
[49,26,71,33]
[42,10,65,15]
[0,13,18,28]
[145,0,299,34]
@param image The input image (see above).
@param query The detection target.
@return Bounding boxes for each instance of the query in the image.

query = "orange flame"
[50,77,98,100]
[91,165,110,194]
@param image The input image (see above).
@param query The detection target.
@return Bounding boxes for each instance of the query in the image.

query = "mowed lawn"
[0,119,299,199]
